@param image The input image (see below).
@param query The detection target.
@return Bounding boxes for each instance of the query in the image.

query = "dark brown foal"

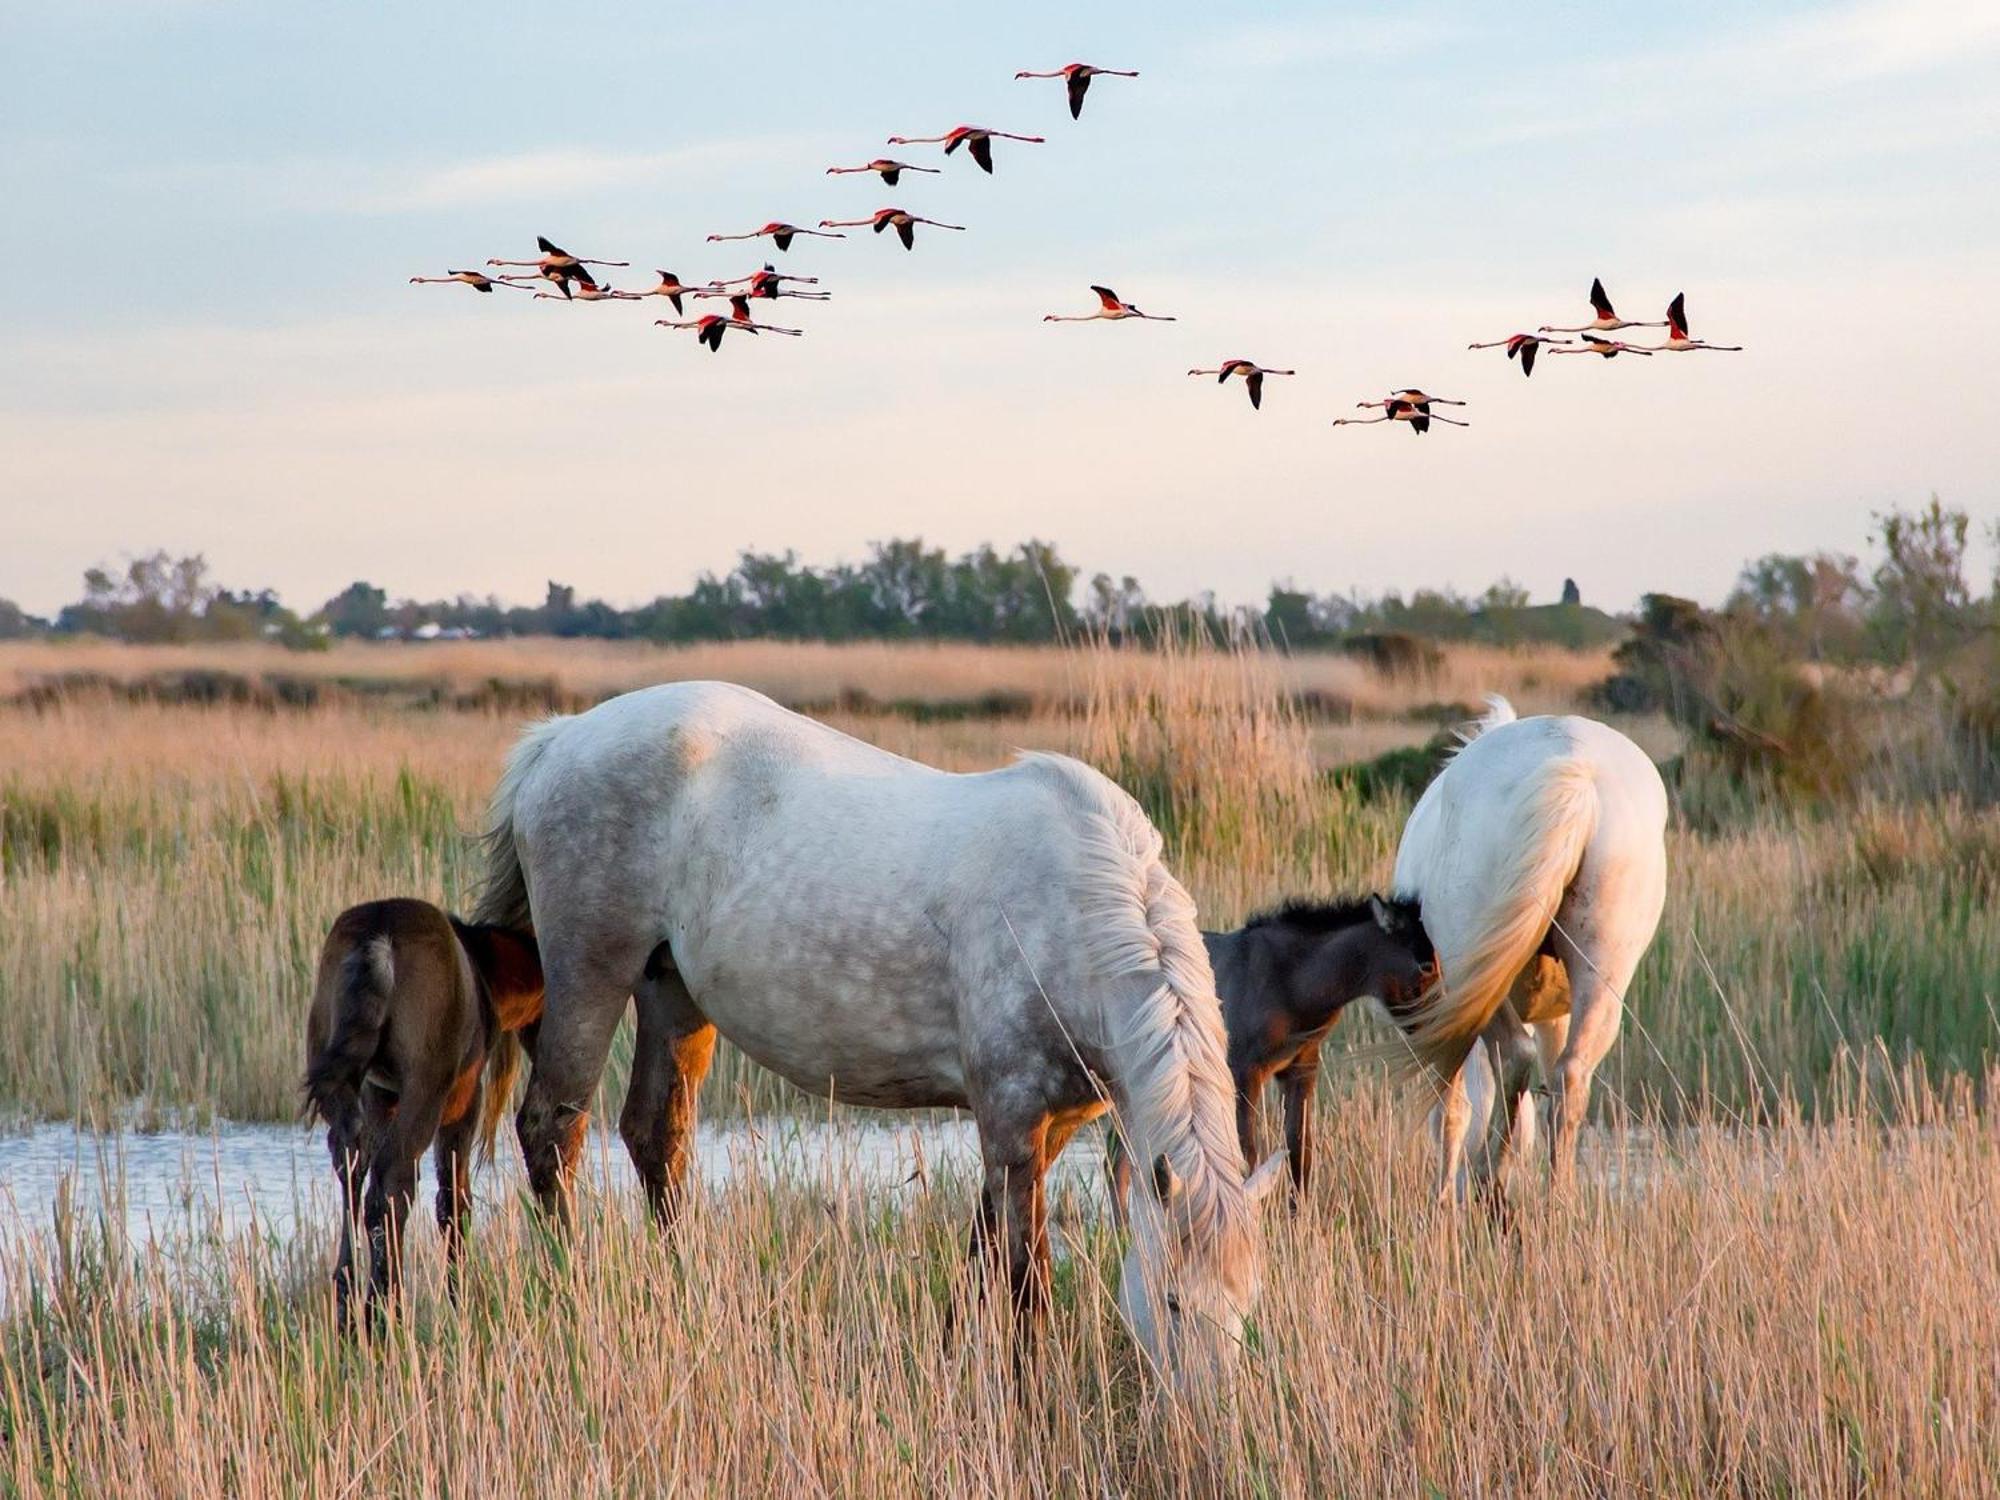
[302,898,543,1323]
[1112,894,1435,1209]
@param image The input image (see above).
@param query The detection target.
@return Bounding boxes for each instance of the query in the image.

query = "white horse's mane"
[1016,752,1253,1269]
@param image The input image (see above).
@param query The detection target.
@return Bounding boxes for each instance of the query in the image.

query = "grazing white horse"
[473,681,1283,1385]
[1389,698,1668,1198]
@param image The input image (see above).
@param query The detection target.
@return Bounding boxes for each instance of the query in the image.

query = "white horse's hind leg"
[1545,911,1651,1191]
[1433,1060,1475,1204]
[1470,1013,1537,1207]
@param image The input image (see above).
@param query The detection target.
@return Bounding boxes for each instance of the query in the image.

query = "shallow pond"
[0,1114,1112,1290]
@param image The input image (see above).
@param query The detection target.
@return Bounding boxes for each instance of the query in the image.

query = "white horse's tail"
[1459,694,1518,744]
[1393,750,1598,1087]
[471,714,571,930]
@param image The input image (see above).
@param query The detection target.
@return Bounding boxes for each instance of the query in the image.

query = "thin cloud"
[130,136,829,217]
[1198,12,1472,70]
[333,137,821,213]
[1772,0,2000,81]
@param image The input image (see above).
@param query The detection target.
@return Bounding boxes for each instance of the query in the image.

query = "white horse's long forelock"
[1028,753,1252,1271]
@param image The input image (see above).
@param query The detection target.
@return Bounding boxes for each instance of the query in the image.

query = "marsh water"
[0,1115,1111,1290]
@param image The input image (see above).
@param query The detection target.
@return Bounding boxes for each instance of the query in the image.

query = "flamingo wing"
[1409,412,1431,434]
[537,236,567,257]
[968,134,995,172]
[1520,340,1538,377]
[1246,371,1264,409]
[1588,277,1615,320]
[1090,285,1123,311]
[896,218,915,250]
[881,166,901,186]
[1667,292,1688,340]
[773,228,794,251]
[1067,71,1091,119]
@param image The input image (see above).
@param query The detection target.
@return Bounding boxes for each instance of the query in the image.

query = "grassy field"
[5,1077,1996,1495]
[0,635,1986,1124]
[2,634,1998,1495]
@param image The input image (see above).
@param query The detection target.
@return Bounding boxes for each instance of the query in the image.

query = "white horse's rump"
[476,681,1278,1385]
[1390,697,1668,1194]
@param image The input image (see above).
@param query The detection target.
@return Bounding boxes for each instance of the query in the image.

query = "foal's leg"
[327,1104,366,1319]
[516,942,645,1227]
[619,962,717,1231]
[1276,1041,1324,1203]
[364,1091,447,1310]
[1234,1066,1266,1173]
[433,1077,481,1283]
[1105,1125,1134,1228]
[329,1086,389,1325]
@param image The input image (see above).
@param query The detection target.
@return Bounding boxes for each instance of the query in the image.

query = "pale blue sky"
[2,0,1995,616]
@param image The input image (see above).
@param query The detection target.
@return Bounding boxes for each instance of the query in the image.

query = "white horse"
[472,681,1283,1385]
[1389,698,1668,1198]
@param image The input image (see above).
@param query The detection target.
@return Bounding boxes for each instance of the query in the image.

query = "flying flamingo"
[1467,332,1574,377]
[703,291,807,325]
[409,270,534,294]
[885,125,1045,174]
[1643,293,1743,353]
[1333,401,1468,434]
[631,271,722,314]
[819,207,966,250]
[1540,277,1666,335]
[1044,285,1175,323]
[1547,332,1654,359]
[533,281,639,302]
[1187,360,1295,410]
[486,237,629,299]
[700,265,830,302]
[1013,63,1139,119]
[825,158,939,188]
[706,222,845,253]
[656,312,803,352]
[1358,389,1466,412]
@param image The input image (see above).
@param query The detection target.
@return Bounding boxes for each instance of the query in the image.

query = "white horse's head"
[1117,1150,1287,1393]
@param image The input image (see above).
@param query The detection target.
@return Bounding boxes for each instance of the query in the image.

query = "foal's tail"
[478,1032,523,1164]
[1389,754,1598,1090]
[302,937,396,1129]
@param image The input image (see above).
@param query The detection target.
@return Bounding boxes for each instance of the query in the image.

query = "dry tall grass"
[1,637,1993,1123]
[0,635,1614,720]
[4,1074,1995,1496]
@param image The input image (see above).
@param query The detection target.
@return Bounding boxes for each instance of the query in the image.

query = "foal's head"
[1244,893,1437,1020]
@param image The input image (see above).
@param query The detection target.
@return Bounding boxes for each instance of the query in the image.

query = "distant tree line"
[3,502,1991,664]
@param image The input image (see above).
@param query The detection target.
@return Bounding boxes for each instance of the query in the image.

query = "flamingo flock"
[410,64,1741,411]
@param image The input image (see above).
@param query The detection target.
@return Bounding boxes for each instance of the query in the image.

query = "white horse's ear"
[1369,894,1394,932]
[1151,1153,1180,1203]
[1244,1152,1288,1206]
